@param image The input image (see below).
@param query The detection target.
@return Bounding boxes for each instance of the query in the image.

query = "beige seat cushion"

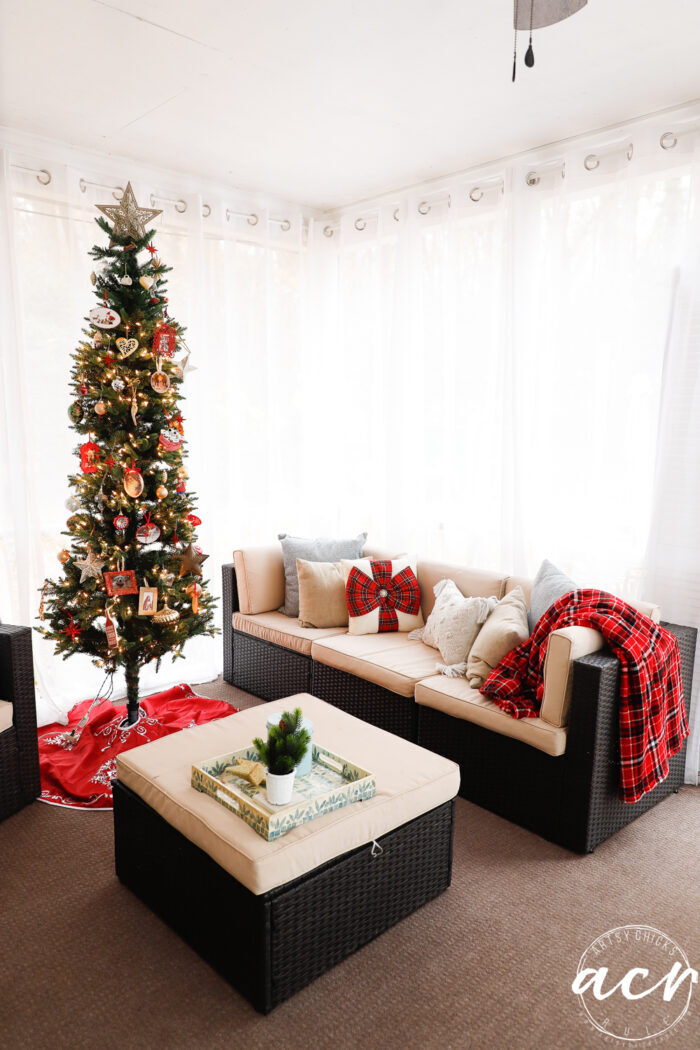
[233,611,346,656]
[417,561,508,619]
[0,700,13,733]
[116,694,460,896]
[233,547,285,615]
[312,632,442,697]
[467,586,530,688]
[415,675,567,757]
[297,559,348,628]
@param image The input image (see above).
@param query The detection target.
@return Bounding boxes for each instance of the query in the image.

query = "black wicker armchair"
[0,625,40,820]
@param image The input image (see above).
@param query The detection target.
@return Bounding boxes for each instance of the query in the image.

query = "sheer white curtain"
[644,142,700,784]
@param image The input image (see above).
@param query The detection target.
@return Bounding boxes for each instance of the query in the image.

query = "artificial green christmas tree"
[38,183,217,726]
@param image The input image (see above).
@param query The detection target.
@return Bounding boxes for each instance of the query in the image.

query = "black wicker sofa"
[222,550,696,853]
[0,625,41,821]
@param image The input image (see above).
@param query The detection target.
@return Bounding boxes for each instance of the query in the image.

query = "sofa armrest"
[0,625,40,798]
[222,564,240,684]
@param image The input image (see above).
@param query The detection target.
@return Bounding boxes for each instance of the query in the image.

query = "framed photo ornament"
[138,586,158,616]
[103,569,139,597]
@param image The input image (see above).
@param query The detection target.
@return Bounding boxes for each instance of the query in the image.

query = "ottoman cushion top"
[116,693,459,895]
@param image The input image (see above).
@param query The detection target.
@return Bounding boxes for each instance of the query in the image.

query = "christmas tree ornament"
[152,599,179,625]
[147,242,157,255]
[135,513,161,545]
[186,582,202,614]
[116,336,138,359]
[103,561,139,596]
[79,378,89,394]
[80,439,100,473]
[105,604,119,648]
[66,495,80,511]
[96,181,162,245]
[113,513,129,537]
[74,549,106,582]
[123,463,144,498]
[120,260,133,286]
[139,275,154,291]
[158,426,182,452]
[89,305,121,329]
[103,352,114,368]
[90,271,97,285]
[58,549,70,564]
[156,483,168,500]
[130,390,139,426]
[39,583,48,621]
[177,543,209,578]
[186,513,201,526]
[176,477,186,493]
[68,401,84,423]
[112,376,125,392]
[61,611,82,642]
[162,571,175,586]
[137,585,158,616]
[152,323,176,359]
[150,357,170,393]
[93,330,103,348]
[151,254,161,268]
[94,399,107,416]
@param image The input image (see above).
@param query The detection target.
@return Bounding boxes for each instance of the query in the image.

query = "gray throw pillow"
[528,559,577,632]
[278,532,367,617]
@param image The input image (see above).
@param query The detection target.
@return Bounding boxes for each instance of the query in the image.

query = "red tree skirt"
[38,683,237,810]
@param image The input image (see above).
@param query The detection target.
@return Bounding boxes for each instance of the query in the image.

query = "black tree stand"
[121,658,141,728]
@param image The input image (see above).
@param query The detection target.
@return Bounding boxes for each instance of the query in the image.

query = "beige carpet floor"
[1,676,698,1050]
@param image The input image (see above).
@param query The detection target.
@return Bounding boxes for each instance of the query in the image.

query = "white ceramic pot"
[266,768,295,806]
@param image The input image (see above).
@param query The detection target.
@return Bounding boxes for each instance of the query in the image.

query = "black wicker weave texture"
[311,661,418,741]
[113,780,455,1013]
[0,626,40,821]
[232,630,312,701]
[221,563,239,685]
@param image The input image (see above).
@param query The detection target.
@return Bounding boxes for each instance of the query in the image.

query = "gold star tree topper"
[96,182,162,245]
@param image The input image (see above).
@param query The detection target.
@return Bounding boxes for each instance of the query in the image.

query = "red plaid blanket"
[481,589,687,804]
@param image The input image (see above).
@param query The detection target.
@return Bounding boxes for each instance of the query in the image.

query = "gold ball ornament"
[95,400,107,416]
[58,549,70,564]
[156,484,168,500]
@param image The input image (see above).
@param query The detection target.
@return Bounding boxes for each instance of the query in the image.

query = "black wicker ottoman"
[113,694,459,1013]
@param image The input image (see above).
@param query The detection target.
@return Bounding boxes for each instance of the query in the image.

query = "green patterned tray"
[191,743,376,841]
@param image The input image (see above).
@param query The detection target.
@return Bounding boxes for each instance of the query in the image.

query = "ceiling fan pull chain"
[512,0,519,81]
[525,0,535,67]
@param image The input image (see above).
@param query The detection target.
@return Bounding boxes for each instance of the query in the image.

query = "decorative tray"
[191,743,376,841]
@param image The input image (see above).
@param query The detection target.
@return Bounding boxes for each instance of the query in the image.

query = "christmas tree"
[38,183,217,726]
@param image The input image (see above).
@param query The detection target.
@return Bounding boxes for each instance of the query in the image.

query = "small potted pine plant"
[253,707,310,806]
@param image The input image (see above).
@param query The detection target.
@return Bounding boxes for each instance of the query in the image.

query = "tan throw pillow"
[410,578,497,668]
[296,559,348,628]
[467,586,530,688]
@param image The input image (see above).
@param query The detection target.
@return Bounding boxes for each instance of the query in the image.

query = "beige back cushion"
[504,575,533,605]
[417,561,507,619]
[467,586,530,689]
[233,546,285,615]
[297,559,348,628]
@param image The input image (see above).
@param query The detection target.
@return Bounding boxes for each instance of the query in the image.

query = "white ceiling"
[1,0,700,210]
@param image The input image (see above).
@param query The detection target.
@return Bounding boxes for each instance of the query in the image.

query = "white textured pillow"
[411,578,498,668]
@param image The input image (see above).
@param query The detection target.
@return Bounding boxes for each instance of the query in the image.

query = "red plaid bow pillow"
[342,557,424,635]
